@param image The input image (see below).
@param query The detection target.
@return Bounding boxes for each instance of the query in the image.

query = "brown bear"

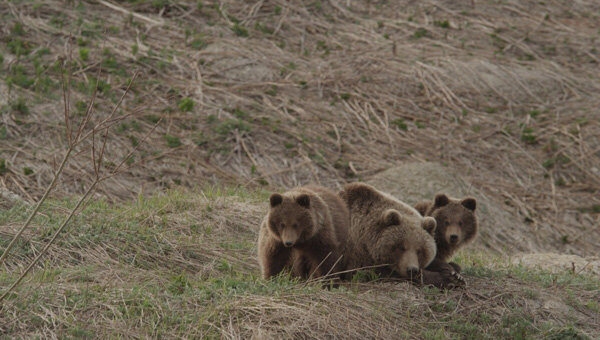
[257,185,349,281]
[414,193,478,273]
[339,183,464,288]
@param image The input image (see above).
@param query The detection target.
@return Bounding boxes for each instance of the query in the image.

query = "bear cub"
[257,186,349,281]
[340,183,464,288]
[415,193,478,273]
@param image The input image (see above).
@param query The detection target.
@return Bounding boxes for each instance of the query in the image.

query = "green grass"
[164,134,182,147]
[178,97,195,112]
[1,189,598,338]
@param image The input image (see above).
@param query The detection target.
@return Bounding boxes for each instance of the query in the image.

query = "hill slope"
[1,188,599,338]
[1,0,599,255]
[1,1,600,338]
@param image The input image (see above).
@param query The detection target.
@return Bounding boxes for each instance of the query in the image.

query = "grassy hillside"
[1,0,600,338]
[1,0,599,254]
[1,188,599,338]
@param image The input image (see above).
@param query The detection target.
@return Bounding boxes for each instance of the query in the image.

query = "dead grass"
[1,0,600,337]
[0,188,598,338]
[1,1,600,257]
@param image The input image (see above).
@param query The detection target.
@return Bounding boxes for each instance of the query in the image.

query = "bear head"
[371,209,437,278]
[267,192,318,247]
[429,194,478,250]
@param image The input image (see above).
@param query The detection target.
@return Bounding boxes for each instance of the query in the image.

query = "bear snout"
[445,225,462,245]
[407,266,420,279]
[280,228,300,247]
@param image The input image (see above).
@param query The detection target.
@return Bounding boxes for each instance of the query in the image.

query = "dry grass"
[0,188,599,338]
[1,0,599,256]
[1,0,600,338]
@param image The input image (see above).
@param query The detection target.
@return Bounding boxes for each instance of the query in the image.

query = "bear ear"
[461,197,477,211]
[421,217,437,236]
[382,209,402,227]
[296,194,310,208]
[269,193,283,207]
[434,194,449,208]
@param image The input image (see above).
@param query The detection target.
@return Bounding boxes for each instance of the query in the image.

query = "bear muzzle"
[397,252,420,278]
[280,228,300,247]
[445,225,462,245]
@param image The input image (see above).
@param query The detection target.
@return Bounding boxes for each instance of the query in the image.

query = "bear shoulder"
[339,182,379,207]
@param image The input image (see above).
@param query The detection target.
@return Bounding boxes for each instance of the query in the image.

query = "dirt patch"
[203,42,276,82]
[512,253,600,275]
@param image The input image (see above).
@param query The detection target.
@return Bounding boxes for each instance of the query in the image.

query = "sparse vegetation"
[1,190,598,338]
[1,0,600,338]
[164,134,182,148]
[178,97,195,112]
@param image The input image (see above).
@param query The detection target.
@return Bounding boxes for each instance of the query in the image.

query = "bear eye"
[293,223,298,229]
[459,221,463,227]
[397,246,405,252]
[444,221,449,226]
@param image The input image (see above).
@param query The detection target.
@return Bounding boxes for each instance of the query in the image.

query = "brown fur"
[415,194,478,273]
[257,185,349,280]
[339,183,438,279]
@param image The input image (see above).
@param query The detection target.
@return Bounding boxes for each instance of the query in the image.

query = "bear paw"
[443,269,466,289]
[417,268,466,289]
[448,262,462,273]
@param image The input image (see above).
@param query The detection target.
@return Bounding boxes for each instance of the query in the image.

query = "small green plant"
[254,22,274,34]
[23,167,33,176]
[152,0,169,10]
[168,274,189,295]
[164,134,182,148]
[189,38,206,49]
[391,119,408,130]
[7,39,32,56]
[543,158,555,169]
[178,97,195,112]
[128,135,139,147]
[7,65,34,89]
[413,28,428,39]
[265,85,277,96]
[216,119,251,136]
[12,22,25,36]
[521,127,537,144]
[144,115,161,124]
[434,20,450,29]
[232,23,248,37]
[87,77,111,94]
[0,159,8,175]
[131,44,139,56]
[10,97,29,115]
[79,48,89,61]
[231,108,248,119]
